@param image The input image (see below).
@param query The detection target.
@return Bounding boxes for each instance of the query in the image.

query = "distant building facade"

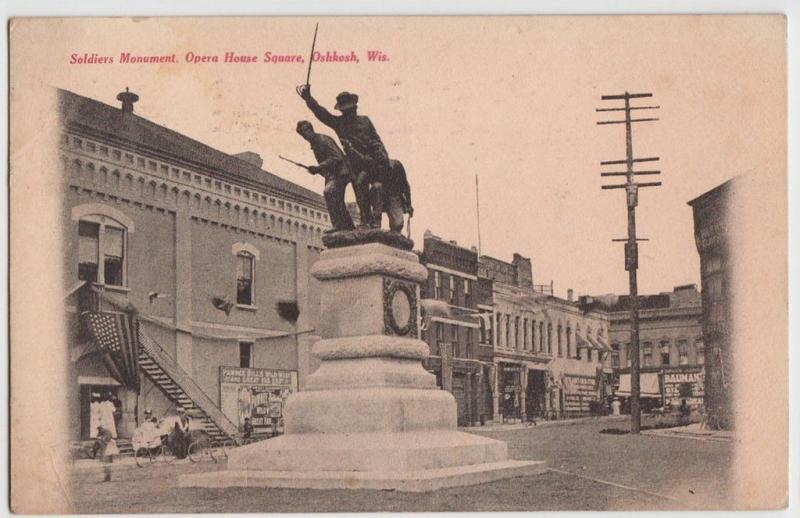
[689,179,735,429]
[604,285,704,411]
[61,89,329,442]
[479,254,611,422]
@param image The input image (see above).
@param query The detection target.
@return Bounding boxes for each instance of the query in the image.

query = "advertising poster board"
[219,367,298,434]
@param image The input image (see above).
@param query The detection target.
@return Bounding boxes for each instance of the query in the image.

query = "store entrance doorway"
[80,384,122,439]
[526,370,547,420]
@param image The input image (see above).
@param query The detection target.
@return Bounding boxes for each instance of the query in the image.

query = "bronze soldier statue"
[342,145,414,234]
[296,85,389,229]
[295,120,355,232]
[382,159,413,234]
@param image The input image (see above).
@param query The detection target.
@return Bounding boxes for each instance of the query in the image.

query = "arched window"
[73,205,134,288]
[547,322,553,354]
[236,252,255,305]
[232,242,260,307]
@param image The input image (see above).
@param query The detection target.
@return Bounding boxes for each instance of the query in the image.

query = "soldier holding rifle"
[289,120,355,232]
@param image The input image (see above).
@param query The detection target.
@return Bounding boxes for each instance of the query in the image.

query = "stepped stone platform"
[180,240,545,492]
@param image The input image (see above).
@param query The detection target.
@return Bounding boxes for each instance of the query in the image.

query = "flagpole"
[475,174,482,257]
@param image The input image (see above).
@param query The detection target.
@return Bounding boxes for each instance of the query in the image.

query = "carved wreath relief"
[383,278,418,337]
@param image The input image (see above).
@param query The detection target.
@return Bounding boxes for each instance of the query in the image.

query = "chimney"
[567,289,574,302]
[233,151,264,168]
[116,87,139,114]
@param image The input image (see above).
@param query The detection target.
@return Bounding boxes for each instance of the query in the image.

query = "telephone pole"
[597,92,661,434]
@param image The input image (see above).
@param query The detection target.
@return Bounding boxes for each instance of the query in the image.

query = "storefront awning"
[616,373,660,397]
[593,336,613,352]
[576,333,591,349]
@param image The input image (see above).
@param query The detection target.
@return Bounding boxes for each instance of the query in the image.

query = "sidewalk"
[460,414,628,432]
[71,454,197,480]
[641,422,734,442]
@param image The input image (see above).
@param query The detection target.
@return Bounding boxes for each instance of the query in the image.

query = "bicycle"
[188,439,215,463]
[134,436,177,467]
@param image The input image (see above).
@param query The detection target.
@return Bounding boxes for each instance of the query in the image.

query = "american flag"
[82,311,141,392]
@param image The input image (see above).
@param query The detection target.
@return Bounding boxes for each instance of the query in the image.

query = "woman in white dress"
[98,396,118,438]
[89,394,102,438]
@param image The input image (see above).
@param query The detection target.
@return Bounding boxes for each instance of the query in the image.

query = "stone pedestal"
[180,242,544,492]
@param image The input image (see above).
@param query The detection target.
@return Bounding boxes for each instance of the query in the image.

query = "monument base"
[180,460,545,493]
[179,242,545,493]
[179,430,546,492]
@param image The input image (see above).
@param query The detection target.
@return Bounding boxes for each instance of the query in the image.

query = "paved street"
[67,417,732,513]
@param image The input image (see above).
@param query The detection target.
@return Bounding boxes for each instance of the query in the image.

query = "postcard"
[8,15,787,513]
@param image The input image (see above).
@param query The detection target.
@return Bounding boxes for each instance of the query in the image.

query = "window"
[239,342,252,368]
[643,342,653,367]
[611,343,620,368]
[539,322,545,352]
[547,323,553,354]
[434,271,441,299]
[678,340,689,366]
[696,339,705,365]
[505,315,510,347]
[77,217,126,287]
[236,252,255,305]
[463,279,471,307]
[531,319,537,351]
[436,322,444,342]
[523,318,528,349]
[557,325,563,357]
[78,221,100,282]
[515,316,521,348]
[465,328,473,358]
[566,327,572,358]
[660,341,671,366]
[449,275,456,304]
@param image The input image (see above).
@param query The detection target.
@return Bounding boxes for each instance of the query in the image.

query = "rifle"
[279,155,311,171]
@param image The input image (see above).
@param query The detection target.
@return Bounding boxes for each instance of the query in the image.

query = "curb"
[460,415,629,432]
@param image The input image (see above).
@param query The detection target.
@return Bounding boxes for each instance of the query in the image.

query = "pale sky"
[16,15,786,298]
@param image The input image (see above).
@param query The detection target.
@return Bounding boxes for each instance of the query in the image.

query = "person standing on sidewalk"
[93,425,118,482]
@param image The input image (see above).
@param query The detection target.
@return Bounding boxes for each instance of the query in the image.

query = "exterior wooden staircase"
[138,331,238,443]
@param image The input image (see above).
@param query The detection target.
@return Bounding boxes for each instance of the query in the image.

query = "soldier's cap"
[334,91,359,111]
[296,120,313,133]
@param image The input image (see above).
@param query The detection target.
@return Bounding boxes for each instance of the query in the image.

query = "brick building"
[689,179,735,429]
[603,285,704,411]
[418,231,489,426]
[61,88,329,443]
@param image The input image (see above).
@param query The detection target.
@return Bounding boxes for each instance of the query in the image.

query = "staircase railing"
[138,329,239,439]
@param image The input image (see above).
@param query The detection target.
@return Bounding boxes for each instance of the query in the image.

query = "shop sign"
[219,367,298,432]
[663,369,705,406]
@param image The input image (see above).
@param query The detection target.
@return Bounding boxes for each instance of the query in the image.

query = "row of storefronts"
[419,232,615,425]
